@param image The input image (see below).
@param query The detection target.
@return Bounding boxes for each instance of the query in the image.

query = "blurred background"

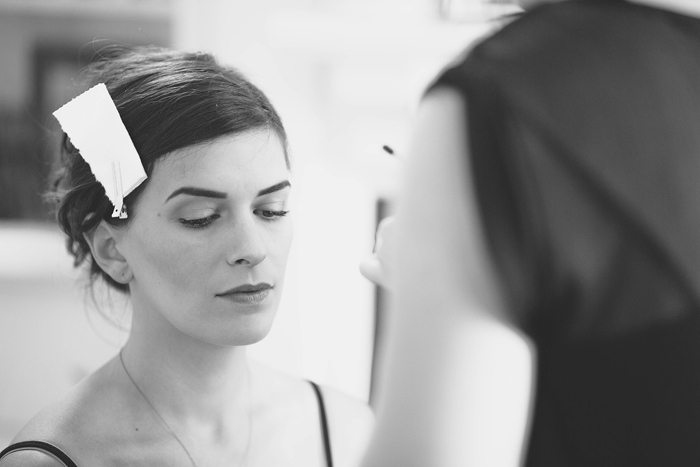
[0,0,516,446]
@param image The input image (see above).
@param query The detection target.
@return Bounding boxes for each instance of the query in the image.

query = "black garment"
[432,1,700,465]
[0,381,333,467]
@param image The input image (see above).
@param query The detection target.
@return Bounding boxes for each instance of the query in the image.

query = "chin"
[207,311,277,347]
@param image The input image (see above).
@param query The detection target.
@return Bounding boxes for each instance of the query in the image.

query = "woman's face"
[117,129,293,346]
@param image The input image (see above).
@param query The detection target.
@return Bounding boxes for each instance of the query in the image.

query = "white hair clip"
[53,83,147,219]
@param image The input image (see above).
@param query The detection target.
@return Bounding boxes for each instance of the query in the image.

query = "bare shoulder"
[313,383,374,467]
[1,398,84,467]
[315,383,374,430]
[248,361,374,431]
[248,361,374,467]
[0,448,67,467]
[5,356,127,466]
[8,386,86,451]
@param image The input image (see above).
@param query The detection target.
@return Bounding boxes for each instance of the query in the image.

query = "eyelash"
[255,209,289,221]
[179,210,289,229]
[179,214,220,229]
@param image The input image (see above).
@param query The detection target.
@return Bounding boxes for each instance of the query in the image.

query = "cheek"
[128,228,216,292]
[268,223,294,267]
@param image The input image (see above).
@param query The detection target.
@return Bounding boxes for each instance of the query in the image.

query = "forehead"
[148,130,288,195]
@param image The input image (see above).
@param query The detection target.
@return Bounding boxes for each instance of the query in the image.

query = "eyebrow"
[257,180,291,197]
[166,187,227,202]
[166,180,291,202]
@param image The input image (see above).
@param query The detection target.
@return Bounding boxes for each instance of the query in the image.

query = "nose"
[226,216,268,267]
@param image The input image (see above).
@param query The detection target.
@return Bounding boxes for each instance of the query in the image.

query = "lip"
[216,283,272,305]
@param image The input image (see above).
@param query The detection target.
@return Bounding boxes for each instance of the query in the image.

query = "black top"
[1,381,333,467]
[432,1,700,465]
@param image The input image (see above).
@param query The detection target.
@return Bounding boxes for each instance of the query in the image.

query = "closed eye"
[255,209,289,221]
[179,214,220,228]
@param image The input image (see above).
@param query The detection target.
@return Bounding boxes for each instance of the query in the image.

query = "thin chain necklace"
[118,350,252,467]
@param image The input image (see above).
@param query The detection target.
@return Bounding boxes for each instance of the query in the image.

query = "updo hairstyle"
[48,46,289,292]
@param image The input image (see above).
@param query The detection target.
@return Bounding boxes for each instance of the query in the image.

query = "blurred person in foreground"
[0,46,372,467]
[361,0,700,465]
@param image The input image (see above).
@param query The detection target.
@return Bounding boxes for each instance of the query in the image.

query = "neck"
[121,309,251,431]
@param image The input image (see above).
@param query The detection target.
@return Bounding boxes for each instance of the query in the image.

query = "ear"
[84,221,133,285]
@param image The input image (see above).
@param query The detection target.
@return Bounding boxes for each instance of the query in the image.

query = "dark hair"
[48,45,289,292]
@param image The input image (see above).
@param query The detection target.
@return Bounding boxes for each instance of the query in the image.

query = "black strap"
[0,440,78,467]
[2,389,334,467]
[309,381,334,467]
